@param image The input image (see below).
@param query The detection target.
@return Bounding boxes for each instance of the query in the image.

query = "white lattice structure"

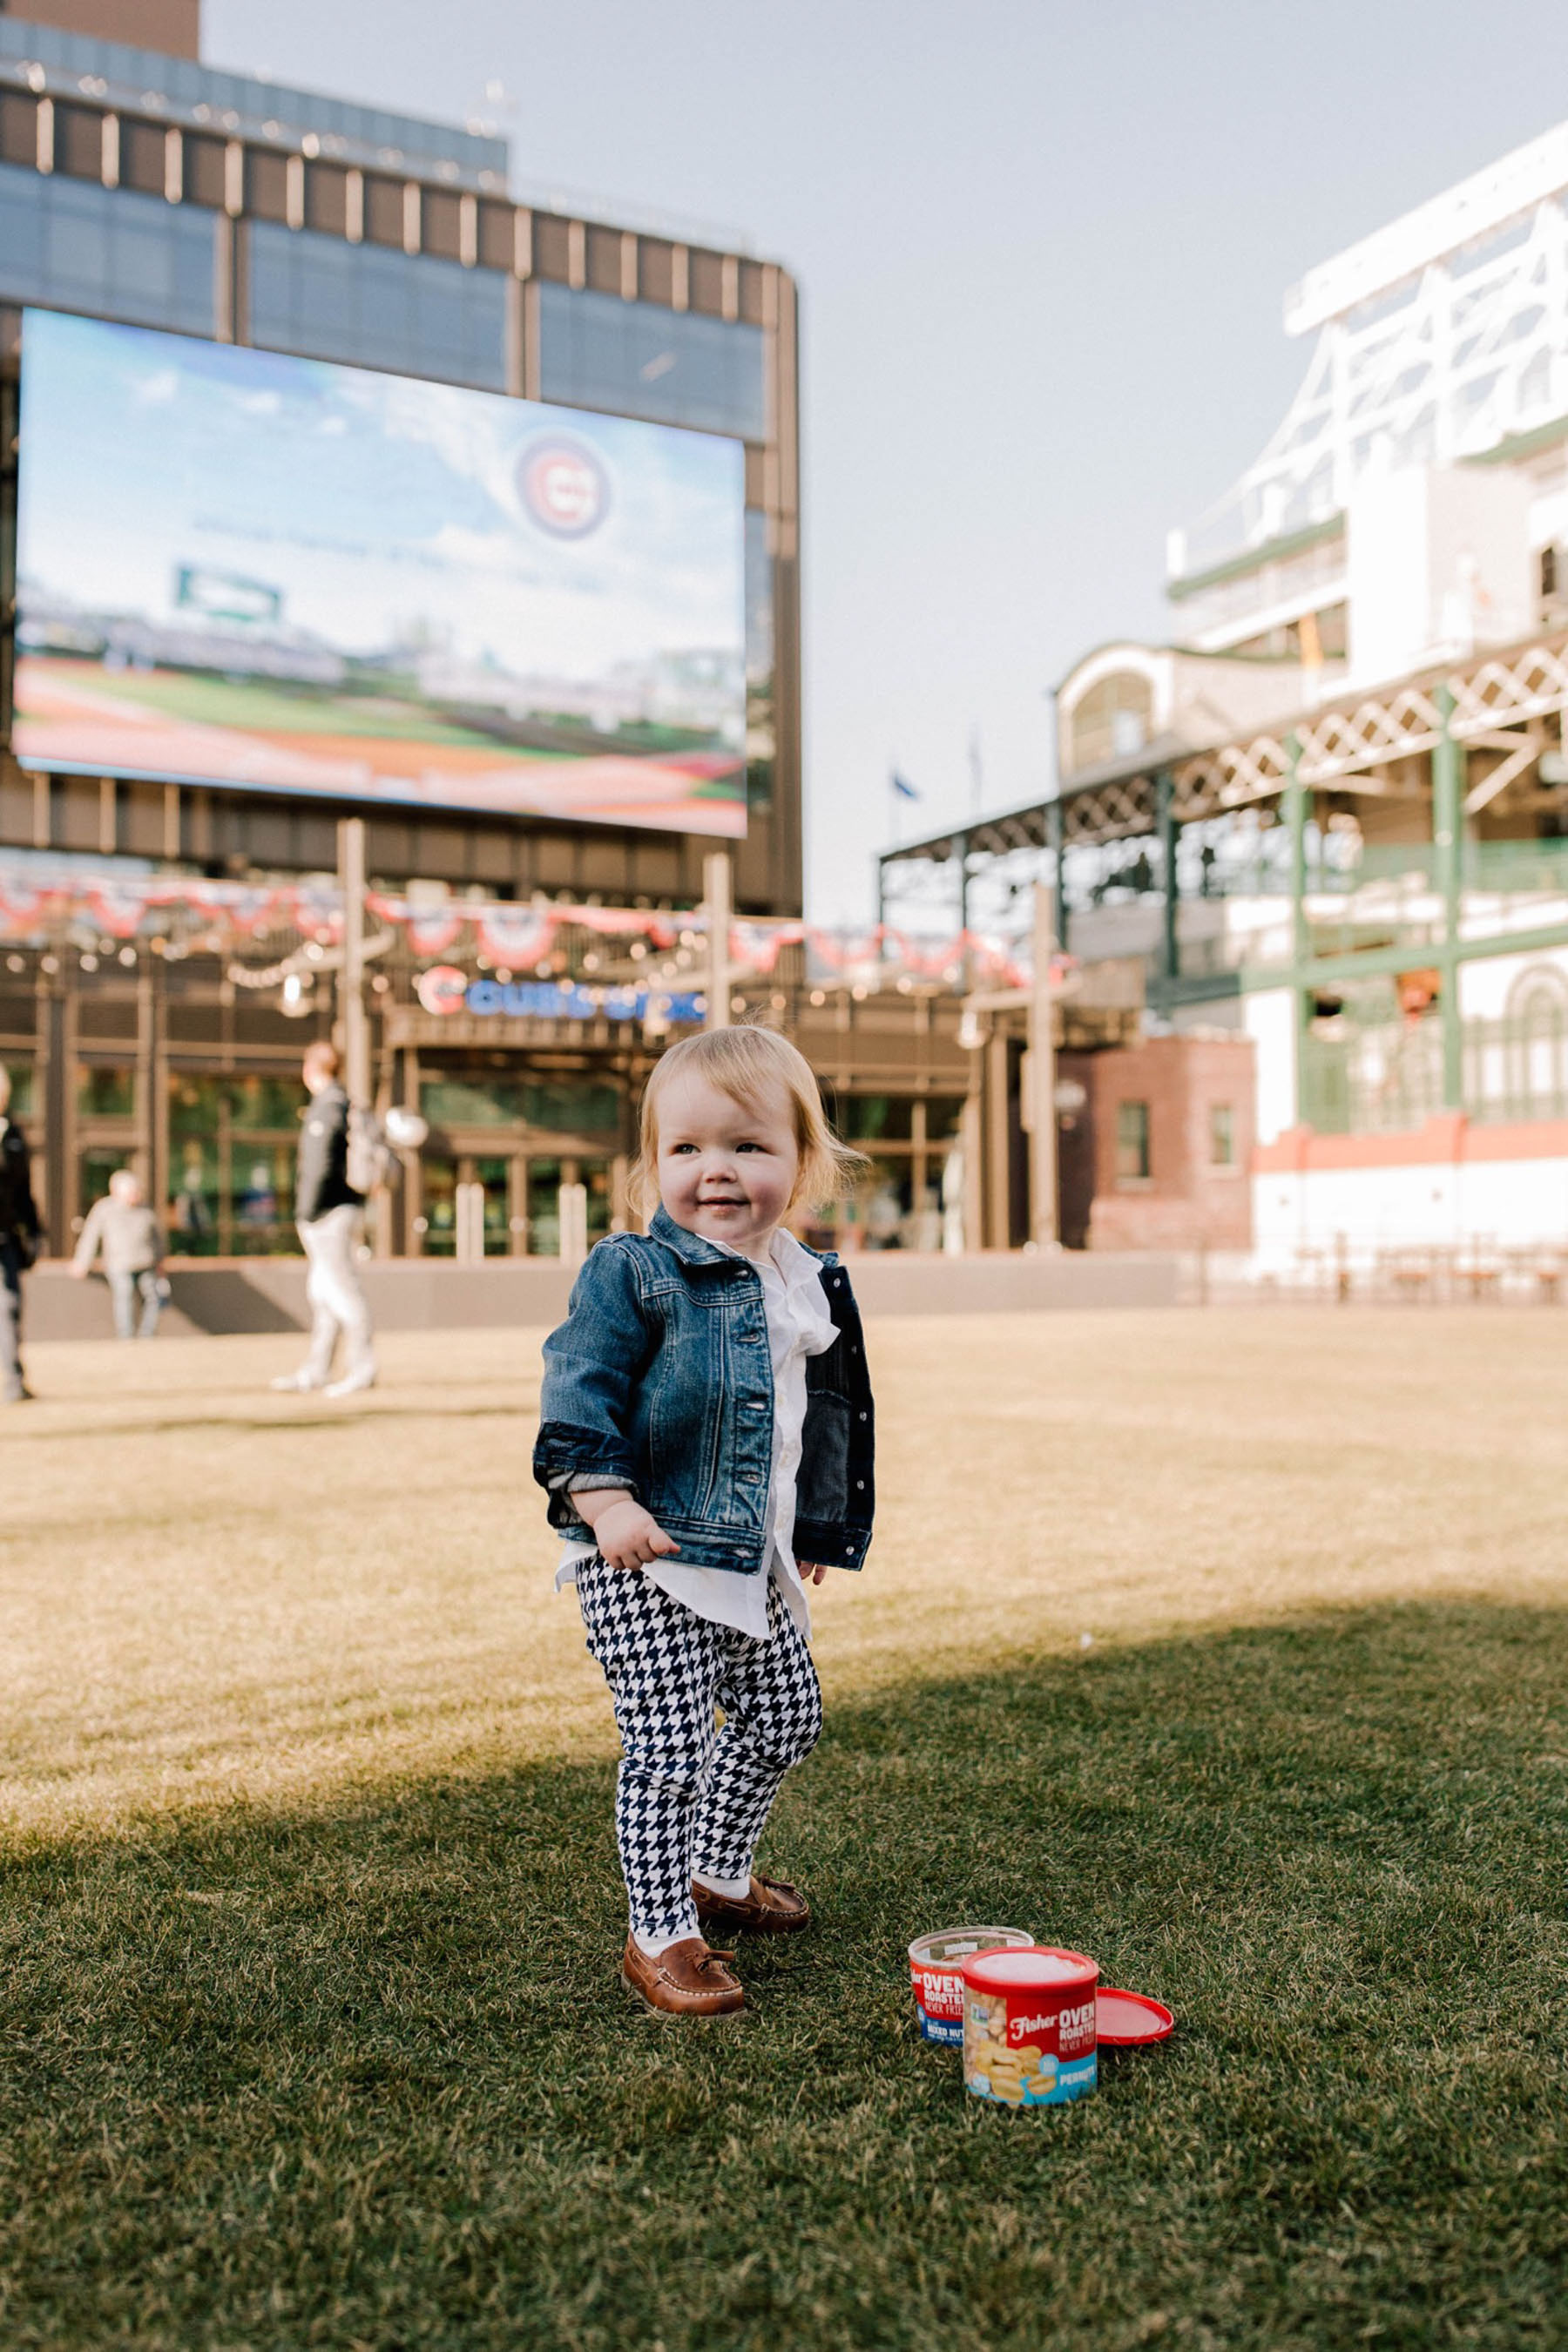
[1169,120,1568,639]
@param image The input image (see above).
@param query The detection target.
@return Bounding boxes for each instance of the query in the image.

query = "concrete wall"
[1346,463,1534,689]
[1251,1113,1568,1270]
[23,1247,1180,1340]
[17,0,201,57]
[1243,987,1298,1146]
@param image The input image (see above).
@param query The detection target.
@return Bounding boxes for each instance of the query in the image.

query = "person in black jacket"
[270,1039,376,1397]
[0,1066,43,1404]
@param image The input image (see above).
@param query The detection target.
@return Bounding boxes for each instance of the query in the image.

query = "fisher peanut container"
[907,1925,1033,2046]
[961,1944,1098,2108]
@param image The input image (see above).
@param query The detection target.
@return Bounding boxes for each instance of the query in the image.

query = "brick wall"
[1071,1033,1254,1251]
[14,1,201,57]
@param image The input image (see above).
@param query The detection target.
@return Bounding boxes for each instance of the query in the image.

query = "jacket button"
[856,1479,864,1490]
[858,1411,867,1422]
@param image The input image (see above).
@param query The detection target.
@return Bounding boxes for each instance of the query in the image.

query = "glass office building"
[0,5,810,1256]
[0,7,801,915]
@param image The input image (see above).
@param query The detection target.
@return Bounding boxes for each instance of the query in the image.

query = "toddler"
[534,1025,875,2015]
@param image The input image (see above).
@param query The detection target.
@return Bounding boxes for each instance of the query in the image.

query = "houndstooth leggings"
[575,1558,823,1943]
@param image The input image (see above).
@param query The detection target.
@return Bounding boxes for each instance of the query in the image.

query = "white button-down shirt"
[557,1226,839,1641]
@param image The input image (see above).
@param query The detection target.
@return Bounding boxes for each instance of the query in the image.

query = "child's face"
[655,1069,800,1259]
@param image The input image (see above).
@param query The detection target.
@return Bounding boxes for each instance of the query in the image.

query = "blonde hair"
[632,1024,863,1216]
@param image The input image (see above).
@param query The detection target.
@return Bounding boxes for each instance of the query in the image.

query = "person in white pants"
[272,1039,376,1398]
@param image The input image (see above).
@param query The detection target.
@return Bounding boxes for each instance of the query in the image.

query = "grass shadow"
[3,1600,1565,2351]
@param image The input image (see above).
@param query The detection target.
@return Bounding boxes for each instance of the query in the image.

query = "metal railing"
[1301,1008,1568,1135]
[1299,1024,1446,1135]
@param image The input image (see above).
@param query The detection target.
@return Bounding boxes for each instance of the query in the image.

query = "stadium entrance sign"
[415,964,701,1024]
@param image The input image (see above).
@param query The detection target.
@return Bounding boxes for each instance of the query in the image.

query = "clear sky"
[206,0,1568,923]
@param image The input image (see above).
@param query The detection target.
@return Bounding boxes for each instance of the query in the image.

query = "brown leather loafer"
[692,1873,811,1936]
[619,1934,745,2017]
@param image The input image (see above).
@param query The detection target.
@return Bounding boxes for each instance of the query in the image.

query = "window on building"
[839,1095,915,1142]
[1114,1098,1151,1184]
[0,91,36,167]
[120,120,171,199]
[0,163,216,335]
[537,283,766,440]
[1210,1103,1235,1167]
[166,1072,304,1257]
[247,221,509,390]
[418,1074,621,1136]
[76,1064,136,1119]
[1067,671,1154,775]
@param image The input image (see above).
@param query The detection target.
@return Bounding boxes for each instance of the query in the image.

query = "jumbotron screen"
[11,309,747,837]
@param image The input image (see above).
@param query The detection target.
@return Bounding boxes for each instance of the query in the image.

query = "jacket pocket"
[798,1390,850,1525]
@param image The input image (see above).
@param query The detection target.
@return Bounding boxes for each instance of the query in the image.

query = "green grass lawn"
[3,1319,1566,2348]
[26,659,558,753]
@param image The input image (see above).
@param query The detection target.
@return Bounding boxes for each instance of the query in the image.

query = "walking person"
[0,1065,43,1404]
[70,1168,167,1339]
[271,1039,377,1398]
[534,1024,874,2017]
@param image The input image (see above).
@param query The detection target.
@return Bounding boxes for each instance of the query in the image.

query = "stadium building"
[882,118,1568,1277]
[1,0,936,1266]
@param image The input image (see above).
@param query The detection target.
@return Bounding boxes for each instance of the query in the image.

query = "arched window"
[1504,964,1568,1116]
[1068,672,1153,774]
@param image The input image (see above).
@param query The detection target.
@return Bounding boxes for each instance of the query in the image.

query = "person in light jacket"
[71,1167,166,1340]
[271,1039,376,1398]
[0,1065,43,1403]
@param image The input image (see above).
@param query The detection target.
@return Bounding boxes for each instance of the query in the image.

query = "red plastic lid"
[961,1943,1097,1997]
[1097,1988,1175,2045]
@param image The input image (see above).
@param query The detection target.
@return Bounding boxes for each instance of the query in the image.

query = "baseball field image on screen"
[11,310,748,836]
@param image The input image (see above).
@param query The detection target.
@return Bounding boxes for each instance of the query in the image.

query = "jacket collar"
[649,1203,741,1268]
[648,1204,840,1275]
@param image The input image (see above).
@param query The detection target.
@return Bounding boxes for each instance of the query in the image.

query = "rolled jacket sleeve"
[532,1240,652,1523]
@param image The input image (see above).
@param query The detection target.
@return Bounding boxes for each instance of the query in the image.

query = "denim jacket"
[533,1206,875,1576]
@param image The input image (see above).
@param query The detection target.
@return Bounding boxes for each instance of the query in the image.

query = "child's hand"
[579,1493,680,1571]
[800,1561,831,1585]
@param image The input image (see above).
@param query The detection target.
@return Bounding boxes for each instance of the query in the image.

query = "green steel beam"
[1283,734,1308,970]
[1283,733,1309,1122]
[1431,685,1465,1109]
[1159,915,1568,1004]
[1155,769,1178,981]
[1047,798,1067,953]
[1260,917,1568,992]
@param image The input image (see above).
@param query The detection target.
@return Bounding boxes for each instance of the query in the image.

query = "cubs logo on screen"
[415,964,469,1017]
[518,436,610,538]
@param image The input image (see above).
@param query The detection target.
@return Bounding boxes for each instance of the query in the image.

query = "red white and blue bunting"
[0,859,1031,991]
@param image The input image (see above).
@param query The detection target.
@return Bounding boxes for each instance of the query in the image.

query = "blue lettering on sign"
[464,981,702,1024]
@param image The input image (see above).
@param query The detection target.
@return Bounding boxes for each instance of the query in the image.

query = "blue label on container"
[968,2051,1098,2106]
[916,2007,963,2045]
[1036,2054,1097,2104]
